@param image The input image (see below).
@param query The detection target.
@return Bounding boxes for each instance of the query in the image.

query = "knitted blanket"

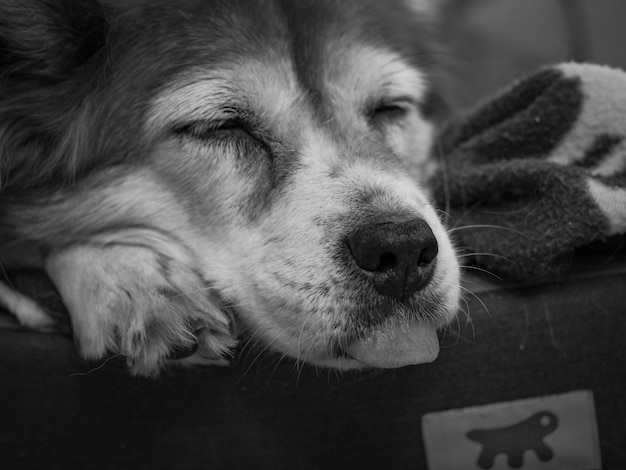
[432,63,626,282]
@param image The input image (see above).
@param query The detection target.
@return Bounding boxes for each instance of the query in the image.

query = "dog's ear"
[0,1,110,193]
[0,0,108,81]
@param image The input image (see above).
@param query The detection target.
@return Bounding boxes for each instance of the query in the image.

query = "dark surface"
[1,253,625,470]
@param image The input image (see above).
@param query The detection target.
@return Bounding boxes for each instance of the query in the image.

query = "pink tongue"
[347,322,440,368]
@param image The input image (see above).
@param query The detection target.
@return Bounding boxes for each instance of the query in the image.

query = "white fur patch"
[324,45,428,120]
[146,57,307,137]
[322,45,435,182]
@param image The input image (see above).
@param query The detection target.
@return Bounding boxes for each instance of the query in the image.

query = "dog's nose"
[347,218,438,302]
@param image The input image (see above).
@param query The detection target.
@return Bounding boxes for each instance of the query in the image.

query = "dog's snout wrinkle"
[347,218,438,302]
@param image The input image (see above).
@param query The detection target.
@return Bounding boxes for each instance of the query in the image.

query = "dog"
[0,0,460,376]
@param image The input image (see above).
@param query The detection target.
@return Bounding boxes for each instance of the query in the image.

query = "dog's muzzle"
[342,217,442,369]
[347,218,438,302]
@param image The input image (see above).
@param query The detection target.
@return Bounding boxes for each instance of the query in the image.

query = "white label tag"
[422,390,601,470]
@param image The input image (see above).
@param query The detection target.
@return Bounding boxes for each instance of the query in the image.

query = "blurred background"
[442,0,626,110]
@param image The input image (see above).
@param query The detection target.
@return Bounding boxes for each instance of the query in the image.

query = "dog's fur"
[0,0,460,376]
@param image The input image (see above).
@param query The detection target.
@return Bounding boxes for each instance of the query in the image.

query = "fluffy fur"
[0,0,460,376]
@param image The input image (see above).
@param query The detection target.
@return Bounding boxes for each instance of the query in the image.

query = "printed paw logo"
[466,411,558,469]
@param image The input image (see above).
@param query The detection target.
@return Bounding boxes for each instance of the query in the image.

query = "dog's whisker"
[267,353,289,382]
[459,265,503,281]
[449,224,529,238]
[462,310,476,340]
[237,335,258,360]
[442,292,476,345]
[460,296,473,325]
[295,317,310,377]
[434,207,452,220]
[237,320,268,357]
[234,319,269,368]
[237,339,276,384]
[460,285,491,319]
[457,252,517,265]
[451,301,465,343]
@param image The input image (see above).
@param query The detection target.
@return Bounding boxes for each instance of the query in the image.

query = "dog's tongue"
[348,322,439,368]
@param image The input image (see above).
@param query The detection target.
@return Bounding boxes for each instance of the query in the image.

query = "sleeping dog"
[0,0,460,376]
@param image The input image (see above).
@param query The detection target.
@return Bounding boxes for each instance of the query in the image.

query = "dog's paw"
[45,243,237,377]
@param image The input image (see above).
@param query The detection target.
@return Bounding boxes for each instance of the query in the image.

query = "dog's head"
[1,0,459,370]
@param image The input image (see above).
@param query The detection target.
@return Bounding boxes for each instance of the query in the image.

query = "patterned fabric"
[433,63,626,281]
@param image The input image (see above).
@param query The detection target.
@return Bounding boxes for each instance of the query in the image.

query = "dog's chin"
[305,320,441,371]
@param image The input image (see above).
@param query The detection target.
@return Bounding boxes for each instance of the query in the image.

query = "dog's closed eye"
[173,117,274,157]
[175,118,250,139]
[367,99,413,125]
